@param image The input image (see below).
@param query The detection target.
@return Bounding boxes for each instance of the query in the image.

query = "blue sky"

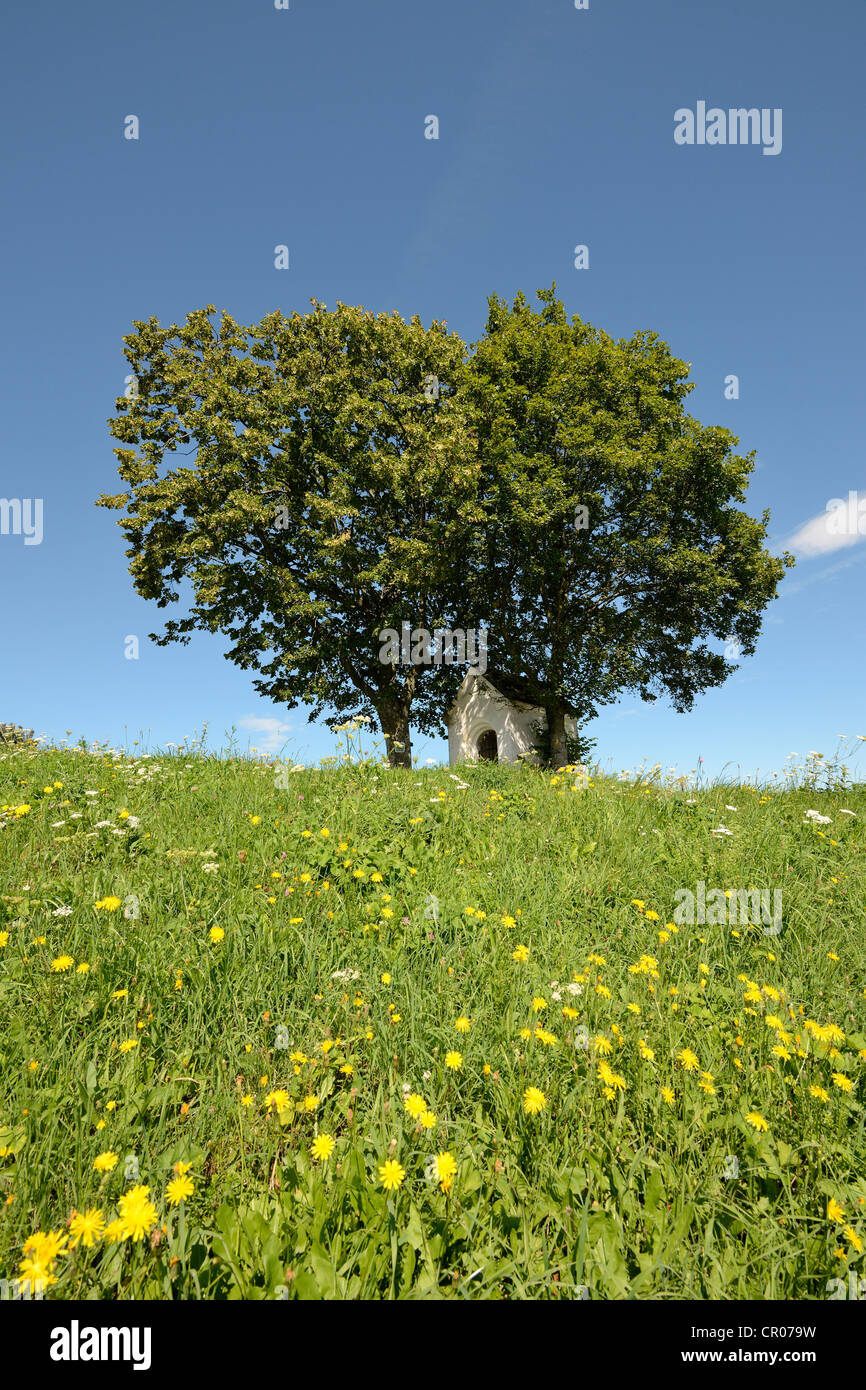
[1,0,863,781]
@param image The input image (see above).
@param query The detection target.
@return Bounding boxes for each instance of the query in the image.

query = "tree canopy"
[457,288,792,764]
[99,300,480,766]
[99,289,792,767]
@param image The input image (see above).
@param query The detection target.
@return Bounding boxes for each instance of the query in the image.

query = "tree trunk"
[377,700,413,769]
[547,706,569,769]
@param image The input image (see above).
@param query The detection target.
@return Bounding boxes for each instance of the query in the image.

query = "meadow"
[1,731,864,1300]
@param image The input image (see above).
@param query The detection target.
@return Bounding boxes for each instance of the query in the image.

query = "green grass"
[1,739,864,1300]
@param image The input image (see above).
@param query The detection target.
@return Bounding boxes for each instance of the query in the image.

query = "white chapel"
[444,669,577,765]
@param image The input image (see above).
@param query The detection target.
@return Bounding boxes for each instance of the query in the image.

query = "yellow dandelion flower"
[117,1185,158,1242]
[432,1151,458,1194]
[744,1111,769,1133]
[523,1086,546,1115]
[311,1134,335,1162]
[378,1158,406,1192]
[68,1209,105,1249]
[165,1175,194,1206]
[263,1089,291,1114]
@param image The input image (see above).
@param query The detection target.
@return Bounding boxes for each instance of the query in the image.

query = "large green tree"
[455,287,793,765]
[98,301,481,766]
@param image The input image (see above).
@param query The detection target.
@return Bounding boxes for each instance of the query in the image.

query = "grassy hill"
[1,740,864,1299]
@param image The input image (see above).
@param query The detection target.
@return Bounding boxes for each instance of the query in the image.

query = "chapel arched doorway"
[476,729,498,762]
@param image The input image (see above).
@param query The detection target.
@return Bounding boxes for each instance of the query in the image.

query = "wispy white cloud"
[780,544,866,598]
[238,715,293,753]
[785,491,866,558]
